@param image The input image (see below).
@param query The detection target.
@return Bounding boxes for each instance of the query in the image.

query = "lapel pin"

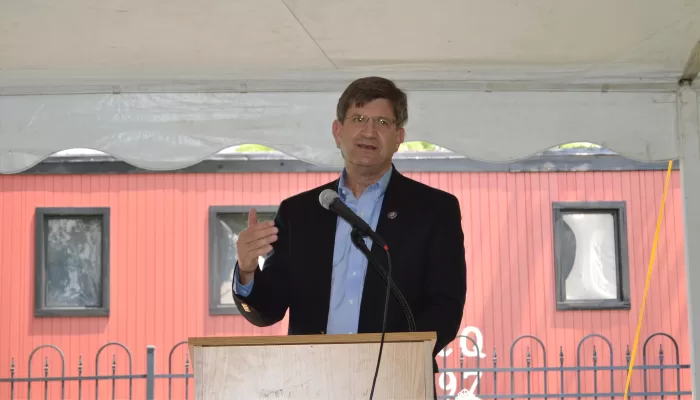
[387,211,397,219]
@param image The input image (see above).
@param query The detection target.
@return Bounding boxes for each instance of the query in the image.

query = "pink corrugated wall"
[0,171,690,399]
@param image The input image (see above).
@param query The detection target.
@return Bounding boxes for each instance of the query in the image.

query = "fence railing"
[436,332,692,399]
[0,332,692,399]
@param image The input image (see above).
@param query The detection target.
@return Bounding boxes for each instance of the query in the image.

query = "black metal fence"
[437,332,692,399]
[0,341,192,400]
[0,332,691,399]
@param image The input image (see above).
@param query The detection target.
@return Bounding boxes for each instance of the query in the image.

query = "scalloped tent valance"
[0,87,688,174]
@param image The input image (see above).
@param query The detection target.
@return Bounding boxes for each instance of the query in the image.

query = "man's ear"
[396,127,406,151]
[332,120,342,148]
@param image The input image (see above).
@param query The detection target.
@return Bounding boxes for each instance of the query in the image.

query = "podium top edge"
[187,332,437,347]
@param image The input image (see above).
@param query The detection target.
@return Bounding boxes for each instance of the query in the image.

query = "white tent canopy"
[1,0,699,81]
[1,0,700,395]
[1,0,700,172]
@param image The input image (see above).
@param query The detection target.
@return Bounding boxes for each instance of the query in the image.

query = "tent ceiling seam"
[0,82,683,96]
[279,0,338,69]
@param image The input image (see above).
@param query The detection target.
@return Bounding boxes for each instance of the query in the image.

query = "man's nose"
[360,121,380,135]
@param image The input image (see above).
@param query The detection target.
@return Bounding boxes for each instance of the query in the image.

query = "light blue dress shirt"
[234,166,393,334]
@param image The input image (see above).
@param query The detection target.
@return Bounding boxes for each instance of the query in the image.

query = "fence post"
[146,346,155,400]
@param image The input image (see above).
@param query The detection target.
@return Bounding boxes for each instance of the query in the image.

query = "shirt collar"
[338,165,393,201]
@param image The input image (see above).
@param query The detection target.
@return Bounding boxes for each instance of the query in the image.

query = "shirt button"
[349,300,353,304]
[352,272,356,276]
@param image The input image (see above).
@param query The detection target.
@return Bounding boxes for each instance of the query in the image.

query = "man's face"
[332,98,405,171]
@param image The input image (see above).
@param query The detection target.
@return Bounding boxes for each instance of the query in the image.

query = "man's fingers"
[254,245,273,257]
[241,225,278,245]
[240,245,274,269]
[244,234,278,253]
[237,215,277,271]
[247,208,258,227]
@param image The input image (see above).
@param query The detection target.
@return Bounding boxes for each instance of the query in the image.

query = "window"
[552,202,630,310]
[208,206,278,315]
[34,208,110,317]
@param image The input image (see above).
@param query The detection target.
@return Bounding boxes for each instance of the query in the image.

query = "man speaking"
[231,76,467,395]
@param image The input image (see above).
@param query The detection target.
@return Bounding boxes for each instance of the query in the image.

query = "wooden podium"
[188,332,437,399]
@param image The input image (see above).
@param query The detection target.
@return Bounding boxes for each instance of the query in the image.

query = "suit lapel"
[358,168,413,332]
[373,168,410,259]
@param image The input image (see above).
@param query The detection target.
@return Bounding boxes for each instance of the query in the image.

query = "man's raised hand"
[236,208,278,283]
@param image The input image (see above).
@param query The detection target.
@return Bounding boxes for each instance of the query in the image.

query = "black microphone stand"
[349,228,416,399]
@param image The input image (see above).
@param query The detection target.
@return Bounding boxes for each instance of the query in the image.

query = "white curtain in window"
[563,213,618,300]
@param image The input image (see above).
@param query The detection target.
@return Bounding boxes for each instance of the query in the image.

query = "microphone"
[318,189,387,248]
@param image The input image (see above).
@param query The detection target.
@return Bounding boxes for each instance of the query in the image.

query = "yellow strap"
[623,159,674,399]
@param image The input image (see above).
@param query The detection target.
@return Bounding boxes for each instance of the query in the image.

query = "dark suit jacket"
[232,167,467,373]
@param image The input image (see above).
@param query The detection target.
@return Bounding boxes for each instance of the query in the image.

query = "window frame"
[552,201,631,311]
[34,207,111,317]
[208,205,279,315]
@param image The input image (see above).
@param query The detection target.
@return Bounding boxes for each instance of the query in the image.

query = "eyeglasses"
[345,114,396,130]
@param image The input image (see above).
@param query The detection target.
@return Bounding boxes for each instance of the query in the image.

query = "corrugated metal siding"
[0,171,689,399]
[440,171,690,396]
